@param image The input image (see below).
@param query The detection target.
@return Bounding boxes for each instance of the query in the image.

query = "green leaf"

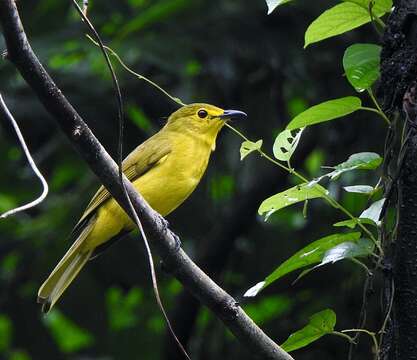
[265,0,292,14]
[286,97,362,130]
[244,232,361,296]
[244,295,292,325]
[343,43,381,92]
[43,310,94,353]
[106,287,143,331]
[240,140,263,160]
[273,128,304,162]
[333,218,375,229]
[324,152,382,180]
[360,198,386,226]
[342,0,392,13]
[317,238,375,268]
[305,1,391,48]
[343,185,375,194]
[281,309,336,352]
[0,314,12,352]
[258,183,328,219]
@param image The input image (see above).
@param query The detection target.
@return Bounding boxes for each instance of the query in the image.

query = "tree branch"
[0,1,293,359]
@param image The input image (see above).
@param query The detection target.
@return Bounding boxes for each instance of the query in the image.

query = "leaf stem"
[366,89,391,125]
[331,331,356,344]
[342,329,379,358]
[224,123,383,255]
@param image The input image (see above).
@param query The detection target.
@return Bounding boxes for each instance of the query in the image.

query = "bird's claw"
[172,233,181,252]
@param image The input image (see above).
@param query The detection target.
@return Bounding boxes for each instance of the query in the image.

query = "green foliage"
[0,314,12,352]
[343,185,375,194]
[42,310,94,353]
[210,174,235,202]
[127,104,153,133]
[359,198,386,226]
[9,350,31,360]
[240,140,263,160]
[258,183,329,220]
[317,238,374,267]
[106,286,143,331]
[343,44,381,92]
[244,295,292,325]
[304,0,392,47]
[273,128,304,162]
[244,232,361,296]
[333,218,375,229]
[304,149,325,176]
[281,309,336,352]
[322,152,382,180]
[286,97,362,130]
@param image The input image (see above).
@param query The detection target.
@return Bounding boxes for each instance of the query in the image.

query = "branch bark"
[0,1,293,359]
[380,1,417,358]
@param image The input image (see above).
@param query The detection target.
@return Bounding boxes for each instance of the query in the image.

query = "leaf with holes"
[343,43,381,92]
[244,232,361,296]
[273,128,304,162]
[281,309,336,352]
[240,140,263,160]
[258,183,329,219]
[286,97,362,130]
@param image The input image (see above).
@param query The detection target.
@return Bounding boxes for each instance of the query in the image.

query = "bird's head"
[165,103,246,138]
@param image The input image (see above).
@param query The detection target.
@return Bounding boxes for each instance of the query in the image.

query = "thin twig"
[85,35,185,106]
[0,93,49,219]
[70,2,190,358]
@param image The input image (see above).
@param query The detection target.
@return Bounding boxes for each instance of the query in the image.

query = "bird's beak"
[219,109,247,120]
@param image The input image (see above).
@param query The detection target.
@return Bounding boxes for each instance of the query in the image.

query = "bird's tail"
[37,222,94,313]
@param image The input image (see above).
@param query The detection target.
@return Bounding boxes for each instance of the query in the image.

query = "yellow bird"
[38,103,246,313]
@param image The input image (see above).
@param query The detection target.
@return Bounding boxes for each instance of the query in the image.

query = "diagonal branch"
[0,1,293,359]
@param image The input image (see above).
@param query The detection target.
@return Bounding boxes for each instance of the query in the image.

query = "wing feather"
[72,134,171,233]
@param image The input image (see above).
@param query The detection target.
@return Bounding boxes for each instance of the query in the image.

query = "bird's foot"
[172,233,181,252]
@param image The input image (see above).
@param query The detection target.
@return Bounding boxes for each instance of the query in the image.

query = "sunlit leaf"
[258,183,328,219]
[316,238,375,268]
[343,185,375,194]
[333,218,375,229]
[240,140,263,160]
[273,128,304,162]
[343,43,381,92]
[43,310,94,353]
[281,309,336,352]
[360,198,386,226]
[265,0,292,14]
[324,152,382,180]
[244,232,361,296]
[286,97,362,130]
[305,0,392,47]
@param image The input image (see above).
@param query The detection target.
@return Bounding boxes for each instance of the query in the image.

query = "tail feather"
[38,221,94,313]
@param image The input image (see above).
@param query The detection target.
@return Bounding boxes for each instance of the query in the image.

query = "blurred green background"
[0,1,386,359]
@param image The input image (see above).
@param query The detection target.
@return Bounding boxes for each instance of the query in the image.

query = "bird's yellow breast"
[85,132,214,250]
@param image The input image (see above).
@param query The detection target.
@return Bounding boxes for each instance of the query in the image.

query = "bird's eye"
[197,109,208,119]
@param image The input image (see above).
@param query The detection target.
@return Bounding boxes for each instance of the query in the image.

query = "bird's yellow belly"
[85,155,205,250]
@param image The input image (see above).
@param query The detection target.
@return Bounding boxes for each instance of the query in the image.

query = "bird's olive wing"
[71,136,171,233]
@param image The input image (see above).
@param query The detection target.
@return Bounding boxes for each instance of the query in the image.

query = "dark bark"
[0,1,293,359]
[380,1,417,359]
[163,135,317,360]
